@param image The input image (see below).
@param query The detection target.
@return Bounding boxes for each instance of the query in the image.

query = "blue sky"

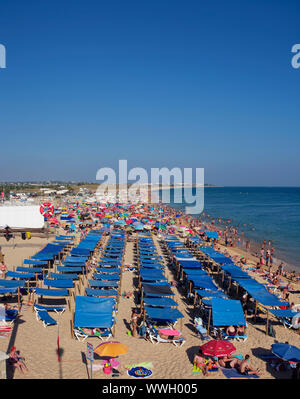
[0,0,299,185]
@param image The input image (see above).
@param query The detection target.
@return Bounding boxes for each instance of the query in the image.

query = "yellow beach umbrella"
[94,342,129,358]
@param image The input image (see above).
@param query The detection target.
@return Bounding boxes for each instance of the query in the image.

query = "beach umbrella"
[114,220,126,226]
[94,342,129,358]
[134,224,145,230]
[200,340,236,358]
[271,343,300,362]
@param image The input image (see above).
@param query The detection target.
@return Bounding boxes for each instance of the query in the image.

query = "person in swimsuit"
[193,349,209,376]
[238,354,261,376]
[225,325,236,336]
[0,263,7,279]
[236,325,246,336]
[8,346,28,373]
[218,355,240,369]
[130,308,142,337]
[158,330,185,341]
[81,328,103,336]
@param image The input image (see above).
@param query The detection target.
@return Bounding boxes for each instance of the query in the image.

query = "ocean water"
[160,187,300,270]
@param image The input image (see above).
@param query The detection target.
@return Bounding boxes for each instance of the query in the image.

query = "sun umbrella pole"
[207,308,211,335]
[71,311,74,339]
[113,317,116,337]
[140,288,143,307]
[254,301,258,323]
[17,287,20,312]
[266,309,269,336]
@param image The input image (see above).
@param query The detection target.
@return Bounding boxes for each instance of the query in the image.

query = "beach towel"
[192,364,218,373]
[232,354,244,361]
[87,363,102,372]
[220,367,259,378]
[127,366,153,378]
[158,329,181,337]
[125,362,154,370]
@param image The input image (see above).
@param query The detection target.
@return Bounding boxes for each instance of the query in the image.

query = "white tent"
[0,205,44,229]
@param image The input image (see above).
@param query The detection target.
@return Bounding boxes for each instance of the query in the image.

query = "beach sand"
[0,223,300,380]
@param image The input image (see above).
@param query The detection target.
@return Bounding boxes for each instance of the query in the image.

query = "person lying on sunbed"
[236,325,246,336]
[225,325,236,336]
[157,330,185,341]
[237,354,261,376]
[81,328,104,336]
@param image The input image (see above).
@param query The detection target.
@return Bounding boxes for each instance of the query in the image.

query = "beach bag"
[26,232,31,239]
[103,363,111,374]
[21,232,26,240]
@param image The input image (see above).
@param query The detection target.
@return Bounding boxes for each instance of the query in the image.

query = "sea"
[159,187,300,271]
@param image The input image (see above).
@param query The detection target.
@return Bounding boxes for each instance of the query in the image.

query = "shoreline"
[154,201,299,280]
[152,188,300,273]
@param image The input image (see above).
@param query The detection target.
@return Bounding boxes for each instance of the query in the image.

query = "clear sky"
[0,0,299,185]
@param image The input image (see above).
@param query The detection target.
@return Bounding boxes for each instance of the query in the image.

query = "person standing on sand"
[8,346,28,373]
[130,308,142,337]
[269,254,273,271]
[0,263,7,279]
[259,255,264,266]
[0,245,4,264]
[265,249,270,268]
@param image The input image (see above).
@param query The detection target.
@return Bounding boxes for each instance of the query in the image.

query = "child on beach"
[193,349,209,376]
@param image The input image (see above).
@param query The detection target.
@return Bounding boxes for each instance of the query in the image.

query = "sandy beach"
[0,201,300,381]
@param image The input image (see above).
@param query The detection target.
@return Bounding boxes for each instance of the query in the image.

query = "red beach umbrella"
[200,340,236,357]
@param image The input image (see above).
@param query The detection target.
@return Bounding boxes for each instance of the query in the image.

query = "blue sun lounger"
[34,304,66,314]
[43,278,74,289]
[35,287,69,297]
[86,288,118,297]
[36,310,57,327]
